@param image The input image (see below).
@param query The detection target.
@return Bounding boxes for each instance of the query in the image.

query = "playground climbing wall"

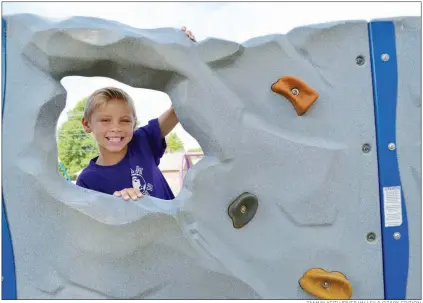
[1,14,421,299]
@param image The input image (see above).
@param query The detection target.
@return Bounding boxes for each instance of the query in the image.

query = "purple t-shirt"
[76,118,175,200]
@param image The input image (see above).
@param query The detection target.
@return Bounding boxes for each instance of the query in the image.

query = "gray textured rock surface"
[2,14,421,299]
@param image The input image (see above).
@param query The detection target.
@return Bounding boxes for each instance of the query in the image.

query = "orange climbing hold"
[299,268,353,300]
[271,76,319,116]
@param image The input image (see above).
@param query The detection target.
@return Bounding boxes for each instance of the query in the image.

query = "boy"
[76,27,196,201]
[76,87,179,201]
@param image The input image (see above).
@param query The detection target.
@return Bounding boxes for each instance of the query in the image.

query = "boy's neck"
[96,146,128,166]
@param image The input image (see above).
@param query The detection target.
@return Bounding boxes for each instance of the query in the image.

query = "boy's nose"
[110,125,121,132]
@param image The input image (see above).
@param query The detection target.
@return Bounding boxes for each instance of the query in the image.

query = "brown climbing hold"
[299,268,353,300]
[228,192,258,229]
[271,76,319,116]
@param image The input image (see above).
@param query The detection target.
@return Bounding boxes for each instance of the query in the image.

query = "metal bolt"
[388,143,396,150]
[367,232,376,242]
[322,281,330,289]
[362,144,371,153]
[381,54,390,62]
[291,88,300,96]
[356,55,365,66]
[394,232,401,240]
[240,205,248,214]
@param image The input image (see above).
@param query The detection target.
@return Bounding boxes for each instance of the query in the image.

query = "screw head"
[381,54,390,62]
[394,232,401,240]
[322,281,330,289]
[362,143,371,153]
[240,205,248,214]
[356,55,365,66]
[388,143,396,150]
[367,232,376,242]
[291,88,300,96]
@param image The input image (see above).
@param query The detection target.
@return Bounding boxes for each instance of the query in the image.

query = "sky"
[2,1,421,149]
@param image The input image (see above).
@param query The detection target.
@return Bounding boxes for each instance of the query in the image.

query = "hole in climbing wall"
[57,76,203,197]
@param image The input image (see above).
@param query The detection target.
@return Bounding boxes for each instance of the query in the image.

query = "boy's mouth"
[106,137,124,142]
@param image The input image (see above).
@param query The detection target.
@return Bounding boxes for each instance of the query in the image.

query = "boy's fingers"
[135,188,143,198]
[120,189,130,200]
[114,188,143,200]
[181,27,195,41]
[126,188,139,200]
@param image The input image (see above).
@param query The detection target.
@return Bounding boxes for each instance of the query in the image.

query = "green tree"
[57,98,98,179]
[165,132,185,153]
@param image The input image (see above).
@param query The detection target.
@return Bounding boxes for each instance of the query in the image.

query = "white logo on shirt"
[131,166,153,195]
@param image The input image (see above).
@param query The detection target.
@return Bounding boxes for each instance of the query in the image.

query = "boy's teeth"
[109,137,121,142]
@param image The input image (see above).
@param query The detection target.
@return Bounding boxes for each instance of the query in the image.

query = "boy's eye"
[101,119,110,122]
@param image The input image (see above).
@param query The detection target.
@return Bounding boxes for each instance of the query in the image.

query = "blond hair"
[84,87,137,126]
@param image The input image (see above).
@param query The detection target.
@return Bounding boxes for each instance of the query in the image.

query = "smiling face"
[82,98,136,159]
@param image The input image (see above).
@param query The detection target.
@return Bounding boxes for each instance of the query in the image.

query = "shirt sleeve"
[76,174,89,189]
[135,118,167,166]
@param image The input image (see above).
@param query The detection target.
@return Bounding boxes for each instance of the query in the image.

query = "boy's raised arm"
[158,106,179,137]
[157,27,194,137]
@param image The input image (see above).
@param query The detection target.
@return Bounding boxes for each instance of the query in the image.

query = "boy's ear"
[81,117,92,133]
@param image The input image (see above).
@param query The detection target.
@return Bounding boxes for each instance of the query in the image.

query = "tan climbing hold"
[299,268,353,300]
[271,76,319,116]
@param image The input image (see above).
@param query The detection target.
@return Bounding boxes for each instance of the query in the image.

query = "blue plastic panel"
[2,18,18,300]
[368,21,409,300]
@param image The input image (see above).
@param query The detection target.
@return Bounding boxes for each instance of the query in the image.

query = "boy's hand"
[113,188,143,201]
[181,26,196,42]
